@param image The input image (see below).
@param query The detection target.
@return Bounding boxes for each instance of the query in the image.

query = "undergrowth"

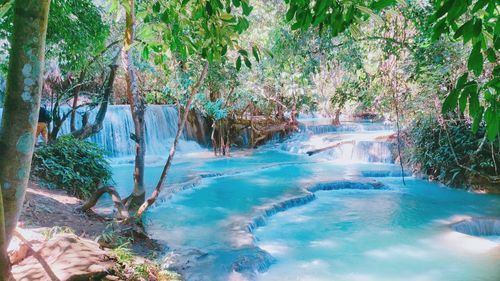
[406,116,499,189]
[31,135,113,199]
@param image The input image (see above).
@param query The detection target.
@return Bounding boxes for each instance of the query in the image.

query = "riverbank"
[10,182,182,281]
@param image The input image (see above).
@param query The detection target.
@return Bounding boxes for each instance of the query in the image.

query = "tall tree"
[123,0,146,207]
[0,0,51,279]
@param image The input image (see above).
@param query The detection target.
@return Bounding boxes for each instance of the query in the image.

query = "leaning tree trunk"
[136,62,209,219]
[71,50,121,140]
[123,0,146,207]
[0,0,50,279]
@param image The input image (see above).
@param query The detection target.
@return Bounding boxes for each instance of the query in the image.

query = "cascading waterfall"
[452,218,500,237]
[280,121,395,163]
[0,105,203,159]
[58,105,203,158]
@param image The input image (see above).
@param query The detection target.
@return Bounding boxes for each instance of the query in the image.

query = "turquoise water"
[109,123,500,281]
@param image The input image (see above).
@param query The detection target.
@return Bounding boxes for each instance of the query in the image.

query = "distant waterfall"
[0,105,204,158]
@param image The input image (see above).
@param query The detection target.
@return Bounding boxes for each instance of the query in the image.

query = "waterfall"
[56,105,204,158]
[281,121,395,163]
[452,218,500,237]
[0,105,204,158]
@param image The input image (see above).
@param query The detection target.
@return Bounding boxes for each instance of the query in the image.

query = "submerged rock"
[163,247,210,273]
[231,247,276,276]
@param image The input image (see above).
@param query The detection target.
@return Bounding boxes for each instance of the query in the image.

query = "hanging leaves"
[432,0,499,140]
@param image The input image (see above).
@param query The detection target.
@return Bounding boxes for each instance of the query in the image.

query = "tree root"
[80,186,130,219]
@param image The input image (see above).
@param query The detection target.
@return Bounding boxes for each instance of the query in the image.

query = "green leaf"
[442,89,459,113]
[467,43,483,77]
[193,7,204,20]
[206,2,213,16]
[434,0,453,19]
[472,19,482,37]
[458,88,468,114]
[484,107,499,140]
[467,85,479,116]
[252,46,260,62]
[241,0,253,16]
[432,18,448,41]
[456,72,469,89]
[453,19,472,39]
[471,106,484,133]
[0,0,12,18]
[232,0,240,8]
[152,2,161,13]
[243,56,251,68]
[471,0,488,13]
[286,5,297,21]
[160,10,169,23]
[142,46,149,60]
[238,49,248,56]
[236,56,241,71]
[371,0,396,11]
[486,48,497,63]
[495,16,500,36]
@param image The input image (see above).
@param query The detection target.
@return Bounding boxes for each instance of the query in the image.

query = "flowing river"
[108,110,499,281]
[3,106,498,281]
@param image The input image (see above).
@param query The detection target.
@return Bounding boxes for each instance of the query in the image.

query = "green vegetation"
[31,136,112,199]
[0,0,498,279]
[407,117,499,190]
[111,243,182,281]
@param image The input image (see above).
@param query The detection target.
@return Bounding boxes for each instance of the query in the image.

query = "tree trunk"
[0,0,50,278]
[332,109,341,126]
[72,50,120,140]
[123,0,146,207]
[69,71,85,132]
[136,62,209,219]
[290,103,297,125]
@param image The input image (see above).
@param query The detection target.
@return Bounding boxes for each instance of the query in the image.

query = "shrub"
[31,135,112,199]
[407,116,499,188]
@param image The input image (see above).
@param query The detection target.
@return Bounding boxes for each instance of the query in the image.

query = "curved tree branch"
[80,186,130,220]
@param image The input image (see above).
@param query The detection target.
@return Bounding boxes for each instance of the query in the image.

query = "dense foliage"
[31,136,112,199]
[407,116,499,189]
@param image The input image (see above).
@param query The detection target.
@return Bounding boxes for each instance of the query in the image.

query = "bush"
[31,136,112,199]
[407,116,499,188]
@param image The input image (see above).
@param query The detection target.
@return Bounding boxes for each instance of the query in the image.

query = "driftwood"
[306,140,355,156]
[80,186,130,219]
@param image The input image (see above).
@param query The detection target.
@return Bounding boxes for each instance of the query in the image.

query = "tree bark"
[332,109,341,126]
[69,71,85,132]
[0,0,50,279]
[123,0,146,207]
[136,62,209,219]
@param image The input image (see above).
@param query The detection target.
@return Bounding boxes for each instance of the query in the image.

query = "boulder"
[12,234,115,281]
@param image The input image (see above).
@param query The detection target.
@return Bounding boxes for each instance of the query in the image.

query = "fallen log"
[306,140,355,156]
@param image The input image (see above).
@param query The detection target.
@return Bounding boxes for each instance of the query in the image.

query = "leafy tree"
[0,1,50,279]
[434,0,499,140]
